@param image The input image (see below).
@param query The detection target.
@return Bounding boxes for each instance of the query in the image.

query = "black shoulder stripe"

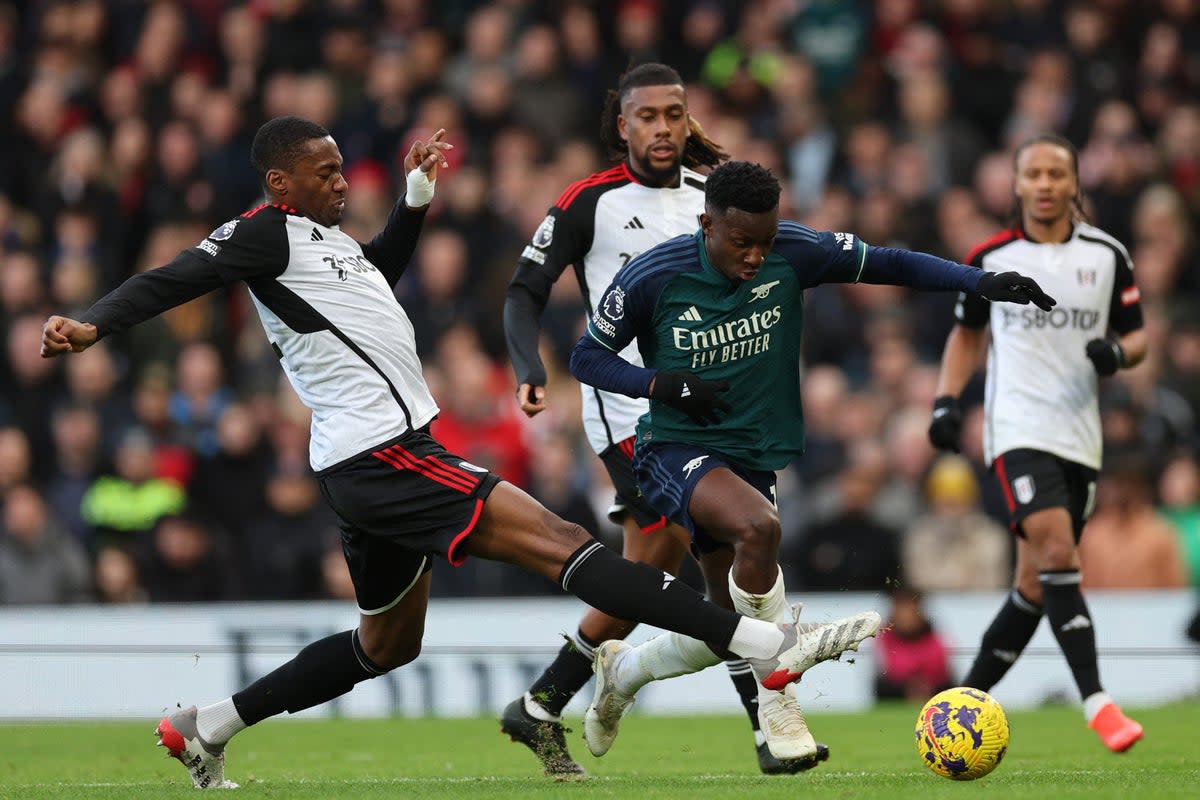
[1077,233,1131,270]
[683,176,705,191]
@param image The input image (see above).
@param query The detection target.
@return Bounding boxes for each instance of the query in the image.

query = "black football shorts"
[992,448,1097,541]
[318,427,501,613]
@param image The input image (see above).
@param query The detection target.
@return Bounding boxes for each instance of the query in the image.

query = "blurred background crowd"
[1,0,1199,608]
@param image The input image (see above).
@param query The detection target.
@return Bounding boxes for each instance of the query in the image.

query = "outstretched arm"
[42,252,225,357]
[863,246,1056,310]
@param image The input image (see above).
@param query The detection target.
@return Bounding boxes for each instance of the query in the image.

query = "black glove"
[650,370,730,426]
[975,271,1057,311]
[928,395,963,453]
[1086,338,1124,376]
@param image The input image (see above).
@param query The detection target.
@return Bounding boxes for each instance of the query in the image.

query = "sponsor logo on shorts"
[1013,474,1035,504]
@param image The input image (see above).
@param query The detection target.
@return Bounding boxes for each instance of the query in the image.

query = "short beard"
[634,151,681,187]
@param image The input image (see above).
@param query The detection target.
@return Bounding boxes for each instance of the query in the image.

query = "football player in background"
[928,134,1147,752]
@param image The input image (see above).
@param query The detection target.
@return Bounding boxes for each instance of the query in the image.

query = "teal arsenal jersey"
[585,221,868,470]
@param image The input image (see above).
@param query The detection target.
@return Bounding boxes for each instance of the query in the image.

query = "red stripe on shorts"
[372,447,474,494]
[993,454,1016,513]
[447,498,486,566]
[387,445,478,493]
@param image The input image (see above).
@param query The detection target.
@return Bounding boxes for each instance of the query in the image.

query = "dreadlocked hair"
[1010,133,1091,226]
[599,62,729,171]
[705,161,780,214]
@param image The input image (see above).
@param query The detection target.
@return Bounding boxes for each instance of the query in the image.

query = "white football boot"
[155,705,239,789]
[748,610,882,690]
[583,640,637,757]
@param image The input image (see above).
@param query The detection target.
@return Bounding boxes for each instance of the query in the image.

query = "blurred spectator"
[786,448,902,592]
[0,426,31,497]
[62,340,134,452]
[2,314,64,482]
[138,513,234,603]
[170,341,234,458]
[874,587,952,702]
[0,484,92,605]
[525,429,601,536]
[1157,452,1200,588]
[404,227,479,359]
[93,545,148,604]
[787,0,868,99]
[1079,457,1188,589]
[80,426,186,550]
[236,465,336,600]
[44,402,102,548]
[188,402,272,543]
[903,454,1011,592]
[429,324,531,489]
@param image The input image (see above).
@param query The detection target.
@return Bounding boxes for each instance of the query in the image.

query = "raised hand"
[403,128,453,180]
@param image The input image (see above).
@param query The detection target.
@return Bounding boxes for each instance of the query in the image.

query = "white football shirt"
[957,222,1142,469]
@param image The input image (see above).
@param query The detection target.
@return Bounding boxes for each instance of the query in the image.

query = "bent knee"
[732,511,781,549]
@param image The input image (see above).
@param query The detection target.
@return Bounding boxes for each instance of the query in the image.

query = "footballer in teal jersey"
[586,221,865,471]
[568,162,1053,764]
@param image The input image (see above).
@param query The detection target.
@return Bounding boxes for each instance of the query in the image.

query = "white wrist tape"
[405,168,436,207]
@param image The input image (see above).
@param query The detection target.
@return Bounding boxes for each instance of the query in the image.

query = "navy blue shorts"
[600,435,670,531]
[318,427,501,613]
[633,438,776,554]
[993,448,1097,541]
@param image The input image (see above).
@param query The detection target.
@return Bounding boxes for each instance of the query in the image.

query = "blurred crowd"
[2,0,1199,606]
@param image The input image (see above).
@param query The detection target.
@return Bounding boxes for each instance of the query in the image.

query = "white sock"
[1083,691,1113,722]
[523,691,559,722]
[728,566,789,622]
[614,633,721,694]
[728,617,785,660]
[196,698,246,746]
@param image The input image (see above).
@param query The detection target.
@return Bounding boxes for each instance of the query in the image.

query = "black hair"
[250,116,330,184]
[1011,133,1091,225]
[599,62,728,170]
[704,161,780,214]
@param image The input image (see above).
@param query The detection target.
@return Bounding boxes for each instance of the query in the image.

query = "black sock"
[726,659,760,731]
[559,541,740,647]
[232,630,387,726]
[1040,570,1102,698]
[964,588,1043,691]
[527,631,599,717]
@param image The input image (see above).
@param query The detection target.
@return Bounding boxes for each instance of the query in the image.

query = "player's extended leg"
[157,565,433,789]
[501,515,691,779]
[1021,507,1142,752]
[461,481,773,649]
[462,479,871,671]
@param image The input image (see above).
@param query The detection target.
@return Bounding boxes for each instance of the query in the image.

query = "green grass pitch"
[1,702,1196,798]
